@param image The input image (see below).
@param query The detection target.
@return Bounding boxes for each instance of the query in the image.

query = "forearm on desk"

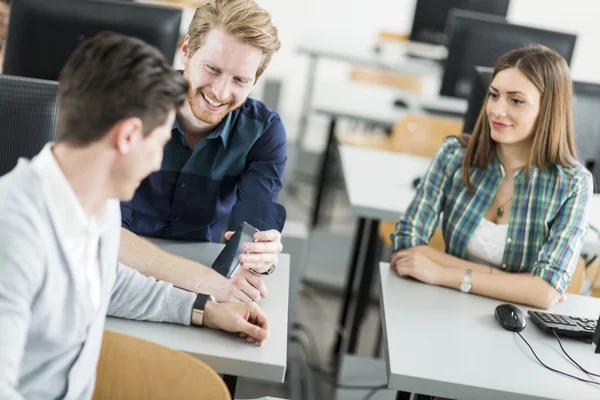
[408,246,497,274]
[436,265,560,309]
[118,227,226,294]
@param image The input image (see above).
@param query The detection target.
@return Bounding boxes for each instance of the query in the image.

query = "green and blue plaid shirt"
[392,137,593,294]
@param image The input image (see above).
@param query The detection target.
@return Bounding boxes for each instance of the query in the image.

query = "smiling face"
[486,68,542,146]
[181,29,262,126]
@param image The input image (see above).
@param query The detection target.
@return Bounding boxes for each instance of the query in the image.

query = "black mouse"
[494,303,527,332]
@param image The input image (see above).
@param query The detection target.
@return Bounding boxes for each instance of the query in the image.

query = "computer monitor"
[4,0,182,81]
[462,66,493,134]
[409,0,510,45]
[461,67,600,192]
[0,75,58,176]
[441,9,577,99]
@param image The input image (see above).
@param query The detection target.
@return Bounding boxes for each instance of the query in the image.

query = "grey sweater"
[0,160,196,400]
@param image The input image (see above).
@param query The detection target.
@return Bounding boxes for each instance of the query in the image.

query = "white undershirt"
[465,218,509,268]
[31,144,108,310]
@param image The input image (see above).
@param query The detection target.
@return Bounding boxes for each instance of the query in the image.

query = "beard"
[183,67,242,125]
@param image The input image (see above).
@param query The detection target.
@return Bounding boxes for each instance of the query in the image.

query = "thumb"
[224,231,234,240]
[239,319,268,342]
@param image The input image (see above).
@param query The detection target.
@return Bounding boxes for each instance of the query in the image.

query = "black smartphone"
[211,221,259,278]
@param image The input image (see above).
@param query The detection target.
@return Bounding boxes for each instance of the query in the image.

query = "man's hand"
[211,267,268,303]
[203,301,270,346]
[391,250,444,285]
[224,229,283,273]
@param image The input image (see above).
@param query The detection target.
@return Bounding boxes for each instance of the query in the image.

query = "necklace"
[496,196,513,217]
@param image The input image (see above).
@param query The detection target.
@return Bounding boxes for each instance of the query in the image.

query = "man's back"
[0,159,121,400]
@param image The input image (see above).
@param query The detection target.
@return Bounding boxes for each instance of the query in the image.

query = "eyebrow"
[489,85,527,96]
[204,62,253,84]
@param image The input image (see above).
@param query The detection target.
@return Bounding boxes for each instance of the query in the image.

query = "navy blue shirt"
[121,97,287,242]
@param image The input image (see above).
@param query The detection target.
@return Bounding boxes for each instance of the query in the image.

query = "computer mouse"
[494,303,527,332]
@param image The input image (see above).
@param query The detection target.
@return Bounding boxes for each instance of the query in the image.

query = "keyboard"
[528,311,597,344]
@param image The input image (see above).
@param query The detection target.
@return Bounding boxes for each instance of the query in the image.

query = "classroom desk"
[379,262,600,400]
[311,83,468,228]
[309,82,467,227]
[296,42,446,151]
[333,144,600,357]
[105,240,289,398]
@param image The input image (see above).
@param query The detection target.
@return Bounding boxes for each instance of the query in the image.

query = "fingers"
[224,231,234,240]
[238,278,262,302]
[253,229,281,243]
[244,272,268,299]
[242,240,283,255]
[390,250,411,268]
[238,304,270,346]
[239,251,278,271]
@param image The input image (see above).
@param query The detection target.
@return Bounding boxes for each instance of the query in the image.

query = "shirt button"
[174,217,181,222]
[501,264,507,269]
[507,238,512,244]
[180,182,186,188]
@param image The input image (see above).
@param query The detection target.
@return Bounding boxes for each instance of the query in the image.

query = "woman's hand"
[391,250,444,285]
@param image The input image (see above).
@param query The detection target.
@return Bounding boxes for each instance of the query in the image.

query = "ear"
[113,117,143,155]
[180,35,190,66]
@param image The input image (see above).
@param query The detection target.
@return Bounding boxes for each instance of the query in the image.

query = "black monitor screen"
[462,66,493,134]
[4,0,182,81]
[409,0,510,45]
[441,10,577,99]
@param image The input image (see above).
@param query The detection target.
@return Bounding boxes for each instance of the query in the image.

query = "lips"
[492,121,511,130]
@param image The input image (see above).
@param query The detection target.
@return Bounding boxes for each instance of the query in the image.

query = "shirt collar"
[173,111,234,149]
[31,144,110,239]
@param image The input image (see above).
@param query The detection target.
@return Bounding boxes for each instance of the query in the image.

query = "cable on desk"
[552,329,600,378]
[517,332,600,385]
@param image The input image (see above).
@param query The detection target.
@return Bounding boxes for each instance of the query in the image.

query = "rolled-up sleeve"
[531,171,593,294]
[232,114,287,232]
[392,137,462,252]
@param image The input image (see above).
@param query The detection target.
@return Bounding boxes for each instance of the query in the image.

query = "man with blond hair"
[119,0,287,304]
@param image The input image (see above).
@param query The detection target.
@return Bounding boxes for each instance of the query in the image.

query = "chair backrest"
[565,257,586,295]
[390,114,464,157]
[93,331,231,400]
[349,66,423,93]
[0,74,58,176]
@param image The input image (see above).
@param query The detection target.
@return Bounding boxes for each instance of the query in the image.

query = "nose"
[489,99,508,119]
[211,75,231,102]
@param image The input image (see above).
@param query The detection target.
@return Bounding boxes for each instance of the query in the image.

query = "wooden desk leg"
[311,116,337,228]
[223,374,237,398]
[347,219,380,354]
[332,217,367,359]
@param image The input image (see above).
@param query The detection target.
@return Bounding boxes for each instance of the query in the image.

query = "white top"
[379,262,600,400]
[465,218,509,268]
[105,240,290,383]
[31,144,107,310]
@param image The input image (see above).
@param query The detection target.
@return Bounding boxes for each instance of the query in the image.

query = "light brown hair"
[461,44,578,189]
[186,0,280,81]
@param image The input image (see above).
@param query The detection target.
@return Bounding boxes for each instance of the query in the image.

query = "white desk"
[313,82,468,128]
[338,144,430,222]
[105,240,289,385]
[379,262,600,400]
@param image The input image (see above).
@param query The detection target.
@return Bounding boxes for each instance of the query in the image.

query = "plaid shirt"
[392,137,593,294]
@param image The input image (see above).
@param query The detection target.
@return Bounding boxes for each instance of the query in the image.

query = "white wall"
[250,0,600,140]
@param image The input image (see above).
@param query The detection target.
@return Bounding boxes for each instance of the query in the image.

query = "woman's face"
[486,68,542,146]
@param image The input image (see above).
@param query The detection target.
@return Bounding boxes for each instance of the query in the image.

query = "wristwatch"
[191,294,216,326]
[249,263,277,275]
[459,269,472,293]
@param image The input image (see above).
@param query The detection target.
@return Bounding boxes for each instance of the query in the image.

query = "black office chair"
[0,74,58,176]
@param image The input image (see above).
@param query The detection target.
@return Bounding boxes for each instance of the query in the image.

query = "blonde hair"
[187,0,280,81]
[461,44,578,190]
